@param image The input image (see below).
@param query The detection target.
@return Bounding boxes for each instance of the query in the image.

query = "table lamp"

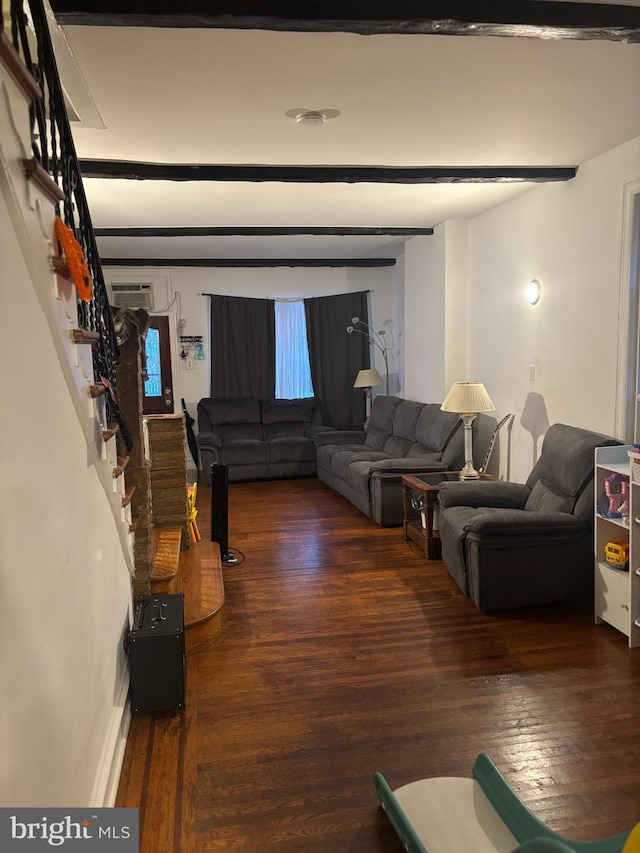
[354,368,383,428]
[441,382,495,479]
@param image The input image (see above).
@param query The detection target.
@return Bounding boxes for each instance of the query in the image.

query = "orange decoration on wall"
[54,216,92,302]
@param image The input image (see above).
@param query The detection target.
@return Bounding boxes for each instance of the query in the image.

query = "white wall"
[0,193,132,805]
[403,232,446,402]
[443,220,469,389]
[403,135,640,483]
[104,264,398,424]
[467,136,640,482]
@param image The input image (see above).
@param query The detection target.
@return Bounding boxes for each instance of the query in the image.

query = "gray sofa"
[437,423,621,611]
[197,396,330,484]
[316,395,465,526]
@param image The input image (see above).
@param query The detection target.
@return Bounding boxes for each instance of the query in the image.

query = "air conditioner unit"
[109,283,154,310]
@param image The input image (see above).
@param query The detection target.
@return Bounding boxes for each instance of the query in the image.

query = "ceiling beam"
[94,226,434,237]
[99,257,396,267]
[49,0,640,42]
[80,161,577,184]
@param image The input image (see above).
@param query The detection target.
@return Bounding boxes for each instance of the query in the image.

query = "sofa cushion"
[527,423,620,497]
[316,442,365,473]
[262,397,316,424]
[268,436,316,464]
[217,423,264,442]
[383,435,414,458]
[406,445,443,461]
[524,479,575,514]
[264,421,309,439]
[200,397,261,425]
[415,404,461,452]
[392,400,424,440]
[364,395,403,451]
[331,448,390,481]
[220,439,270,466]
[345,459,380,497]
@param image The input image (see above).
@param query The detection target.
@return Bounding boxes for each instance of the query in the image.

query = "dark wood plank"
[117,476,640,852]
[49,1,640,43]
[95,226,435,238]
[79,161,577,184]
[101,258,397,268]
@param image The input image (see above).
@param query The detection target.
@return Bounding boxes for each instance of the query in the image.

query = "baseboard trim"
[90,670,131,807]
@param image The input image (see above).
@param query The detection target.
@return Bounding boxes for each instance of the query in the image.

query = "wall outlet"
[529,364,536,381]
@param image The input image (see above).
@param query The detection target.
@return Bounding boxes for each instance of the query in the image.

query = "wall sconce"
[526,280,542,305]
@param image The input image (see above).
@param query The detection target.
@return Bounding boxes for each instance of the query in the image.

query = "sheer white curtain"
[275,300,314,399]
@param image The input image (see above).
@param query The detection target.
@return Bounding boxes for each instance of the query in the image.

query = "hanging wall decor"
[180,335,205,360]
[54,216,92,302]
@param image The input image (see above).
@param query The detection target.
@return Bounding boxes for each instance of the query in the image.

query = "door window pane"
[144,327,162,397]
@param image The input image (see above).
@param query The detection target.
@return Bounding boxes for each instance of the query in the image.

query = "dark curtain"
[209,295,275,399]
[304,291,370,428]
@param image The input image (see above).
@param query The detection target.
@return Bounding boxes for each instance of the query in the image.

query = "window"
[144,326,161,397]
[275,300,314,399]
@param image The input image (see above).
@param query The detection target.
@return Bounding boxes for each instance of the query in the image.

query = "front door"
[143,316,174,414]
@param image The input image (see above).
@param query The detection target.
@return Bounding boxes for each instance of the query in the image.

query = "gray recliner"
[437,423,621,611]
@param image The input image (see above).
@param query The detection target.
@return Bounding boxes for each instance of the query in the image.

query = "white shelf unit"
[594,444,640,647]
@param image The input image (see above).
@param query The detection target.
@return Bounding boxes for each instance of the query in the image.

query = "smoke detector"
[285,108,341,127]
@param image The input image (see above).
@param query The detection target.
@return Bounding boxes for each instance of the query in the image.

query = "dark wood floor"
[118,477,640,852]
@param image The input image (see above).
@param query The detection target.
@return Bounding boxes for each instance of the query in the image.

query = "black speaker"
[210,461,237,564]
[127,594,185,714]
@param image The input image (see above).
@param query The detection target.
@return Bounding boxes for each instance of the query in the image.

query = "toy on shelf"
[599,472,630,521]
[605,539,630,571]
[375,752,636,853]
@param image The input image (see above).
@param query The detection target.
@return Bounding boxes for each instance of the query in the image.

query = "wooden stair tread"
[70,328,100,344]
[151,526,182,582]
[113,456,130,478]
[181,541,224,628]
[174,540,224,655]
[102,422,120,442]
[121,484,136,508]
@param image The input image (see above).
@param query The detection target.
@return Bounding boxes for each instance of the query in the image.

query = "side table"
[401,472,497,559]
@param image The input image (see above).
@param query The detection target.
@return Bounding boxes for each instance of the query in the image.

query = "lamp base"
[458,461,480,480]
[459,414,479,480]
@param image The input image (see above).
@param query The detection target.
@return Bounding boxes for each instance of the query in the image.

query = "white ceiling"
[56,21,640,259]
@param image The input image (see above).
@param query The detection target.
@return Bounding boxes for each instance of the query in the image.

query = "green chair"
[375,753,632,853]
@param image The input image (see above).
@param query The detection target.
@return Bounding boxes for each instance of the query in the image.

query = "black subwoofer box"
[127,593,185,714]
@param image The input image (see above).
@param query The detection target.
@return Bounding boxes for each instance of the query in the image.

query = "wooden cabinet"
[594,444,640,647]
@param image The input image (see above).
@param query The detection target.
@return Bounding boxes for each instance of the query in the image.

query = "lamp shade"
[441,382,495,414]
[354,368,383,388]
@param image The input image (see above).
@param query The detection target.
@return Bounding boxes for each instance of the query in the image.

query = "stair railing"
[7,0,124,436]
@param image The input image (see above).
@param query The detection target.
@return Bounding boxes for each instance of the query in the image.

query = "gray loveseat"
[197,396,330,484]
[437,423,621,611]
[316,395,465,526]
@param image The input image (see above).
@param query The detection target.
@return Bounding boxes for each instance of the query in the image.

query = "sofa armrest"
[438,481,531,510]
[314,430,366,446]
[196,431,223,450]
[465,510,587,538]
[369,458,449,474]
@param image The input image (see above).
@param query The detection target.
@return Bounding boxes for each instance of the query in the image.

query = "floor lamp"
[354,368,383,428]
[346,319,390,395]
[441,382,495,479]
